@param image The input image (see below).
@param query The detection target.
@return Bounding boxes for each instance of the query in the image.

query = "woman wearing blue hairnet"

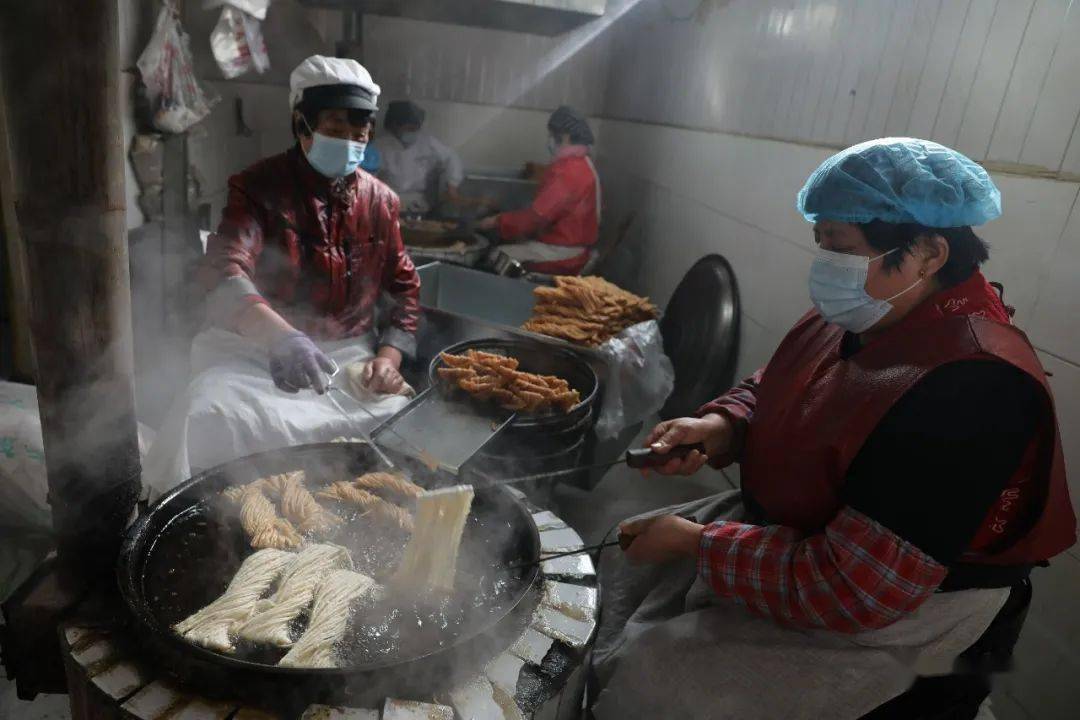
[590,139,1075,719]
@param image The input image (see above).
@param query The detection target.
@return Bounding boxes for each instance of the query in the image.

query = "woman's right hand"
[644,413,734,476]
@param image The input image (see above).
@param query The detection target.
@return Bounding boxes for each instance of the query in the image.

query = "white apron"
[142,328,411,497]
[590,491,1008,720]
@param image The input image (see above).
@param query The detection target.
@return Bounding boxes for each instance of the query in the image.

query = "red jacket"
[497,146,600,275]
[691,273,1075,633]
[733,273,1074,566]
[199,147,421,351]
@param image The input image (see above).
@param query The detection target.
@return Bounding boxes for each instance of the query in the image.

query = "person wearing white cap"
[143,56,420,494]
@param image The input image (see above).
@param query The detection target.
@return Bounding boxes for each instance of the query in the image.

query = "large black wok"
[117,442,542,713]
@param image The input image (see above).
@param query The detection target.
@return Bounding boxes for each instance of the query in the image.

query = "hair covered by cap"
[796,138,1002,228]
[548,105,594,146]
[384,100,426,129]
[289,55,380,110]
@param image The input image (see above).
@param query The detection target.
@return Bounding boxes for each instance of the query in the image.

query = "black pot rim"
[116,442,541,680]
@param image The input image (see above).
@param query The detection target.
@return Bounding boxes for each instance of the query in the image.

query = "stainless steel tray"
[370,387,515,475]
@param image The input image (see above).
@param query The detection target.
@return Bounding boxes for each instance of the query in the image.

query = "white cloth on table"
[590,490,1009,720]
[142,328,411,497]
[499,241,585,263]
[374,132,464,215]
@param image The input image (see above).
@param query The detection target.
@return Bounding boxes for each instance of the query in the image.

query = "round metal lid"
[659,254,741,419]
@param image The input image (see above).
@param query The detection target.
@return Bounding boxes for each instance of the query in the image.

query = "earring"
[919,269,927,277]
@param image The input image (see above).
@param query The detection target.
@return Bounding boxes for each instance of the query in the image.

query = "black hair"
[547,105,594,146]
[291,101,374,141]
[856,220,990,288]
[384,100,426,131]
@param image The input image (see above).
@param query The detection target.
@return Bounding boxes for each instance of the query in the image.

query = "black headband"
[300,83,378,112]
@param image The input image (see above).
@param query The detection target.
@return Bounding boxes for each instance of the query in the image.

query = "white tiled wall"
[602,0,1080,177]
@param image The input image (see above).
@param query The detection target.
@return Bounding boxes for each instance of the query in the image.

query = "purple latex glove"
[268,332,335,394]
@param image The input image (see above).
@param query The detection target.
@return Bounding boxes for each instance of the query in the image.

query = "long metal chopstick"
[485,444,709,487]
[507,539,622,570]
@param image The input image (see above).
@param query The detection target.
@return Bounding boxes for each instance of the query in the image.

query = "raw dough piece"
[236,543,352,647]
[278,569,377,668]
[393,485,474,592]
[173,548,294,653]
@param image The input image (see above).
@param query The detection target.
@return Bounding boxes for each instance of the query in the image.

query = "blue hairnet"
[796,138,1001,227]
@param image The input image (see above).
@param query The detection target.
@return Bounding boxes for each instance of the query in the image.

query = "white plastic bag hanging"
[210,4,271,79]
[136,3,217,133]
[203,0,271,20]
[594,320,675,439]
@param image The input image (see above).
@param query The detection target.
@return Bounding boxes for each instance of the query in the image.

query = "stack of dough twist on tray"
[522,275,658,346]
[437,350,580,413]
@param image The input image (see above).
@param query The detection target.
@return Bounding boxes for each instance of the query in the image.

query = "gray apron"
[591,490,1008,720]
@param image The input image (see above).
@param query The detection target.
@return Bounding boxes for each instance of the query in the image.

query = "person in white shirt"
[374,100,485,216]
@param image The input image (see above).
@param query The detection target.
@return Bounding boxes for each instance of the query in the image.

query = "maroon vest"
[741,273,1076,565]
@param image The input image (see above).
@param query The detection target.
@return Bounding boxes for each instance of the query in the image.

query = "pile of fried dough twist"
[437,349,580,413]
[523,275,658,347]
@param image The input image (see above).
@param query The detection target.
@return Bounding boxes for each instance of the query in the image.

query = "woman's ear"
[293,110,310,138]
[921,234,950,277]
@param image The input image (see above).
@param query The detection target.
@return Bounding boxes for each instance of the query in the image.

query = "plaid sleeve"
[697,506,947,633]
[695,369,763,466]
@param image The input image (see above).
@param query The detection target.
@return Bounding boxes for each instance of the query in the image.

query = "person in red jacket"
[476,106,601,275]
[143,56,420,494]
[590,138,1076,719]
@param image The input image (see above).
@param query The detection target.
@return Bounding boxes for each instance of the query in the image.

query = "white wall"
[596,2,1080,718]
[604,0,1080,177]
[361,13,613,115]
[185,4,611,225]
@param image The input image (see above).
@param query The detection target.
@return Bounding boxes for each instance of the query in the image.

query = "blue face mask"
[547,136,558,158]
[398,130,419,148]
[808,247,923,333]
[304,130,366,179]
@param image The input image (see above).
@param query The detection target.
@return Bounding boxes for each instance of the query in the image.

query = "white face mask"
[301,117,365,178]
[808,247,924,333]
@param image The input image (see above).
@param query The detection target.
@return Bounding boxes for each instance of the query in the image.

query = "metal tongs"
[320,359,419,472]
